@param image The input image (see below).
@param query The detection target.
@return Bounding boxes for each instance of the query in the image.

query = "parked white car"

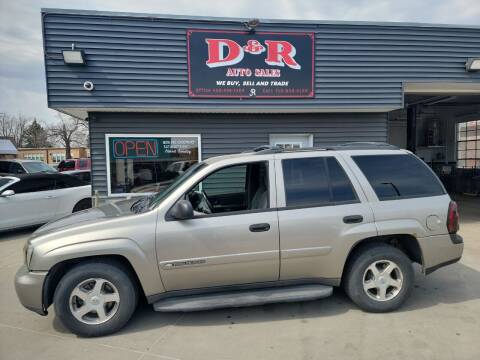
[0,159,57,174]
[0,173,92,231]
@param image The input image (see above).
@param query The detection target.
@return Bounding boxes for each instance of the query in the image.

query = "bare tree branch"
[48,113,88,159]
[0,113,29,147]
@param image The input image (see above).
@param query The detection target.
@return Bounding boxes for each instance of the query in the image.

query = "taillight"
[447,201,460,234]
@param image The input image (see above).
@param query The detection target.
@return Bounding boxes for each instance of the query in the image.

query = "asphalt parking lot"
[0,197,479,360]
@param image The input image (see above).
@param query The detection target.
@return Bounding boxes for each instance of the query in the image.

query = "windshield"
[22,162,57,173]
[148,161,206,209]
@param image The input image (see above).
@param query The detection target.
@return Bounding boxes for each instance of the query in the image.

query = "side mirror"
[0,189,15,197]
[169,200,194,220]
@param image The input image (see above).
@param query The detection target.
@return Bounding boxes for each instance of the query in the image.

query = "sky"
[0,0,479,124]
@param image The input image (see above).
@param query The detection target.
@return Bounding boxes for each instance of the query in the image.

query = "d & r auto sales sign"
[187,30,314,98]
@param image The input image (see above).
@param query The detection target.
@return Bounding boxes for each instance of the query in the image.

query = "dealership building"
[41,9,480,199]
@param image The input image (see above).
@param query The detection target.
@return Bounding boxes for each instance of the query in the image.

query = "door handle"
[249,223,271,232]
[343,215,363,224]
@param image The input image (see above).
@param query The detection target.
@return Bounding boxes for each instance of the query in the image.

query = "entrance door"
[156,160,280,291]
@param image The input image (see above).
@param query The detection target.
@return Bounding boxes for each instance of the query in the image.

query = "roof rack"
[326,142,400,150]
[249,145,282,153]
[248,142,399,154]
[249,145,328,154]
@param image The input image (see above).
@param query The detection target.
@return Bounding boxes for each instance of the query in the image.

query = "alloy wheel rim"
[362,260,403,302]
[69,278,120,325]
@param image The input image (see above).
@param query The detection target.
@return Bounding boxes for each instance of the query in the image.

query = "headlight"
[23,243,27,263]
[24,245,34,268]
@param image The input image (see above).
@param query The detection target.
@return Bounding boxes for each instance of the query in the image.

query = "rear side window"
[327,157,358,202]
[55,175,87,189]
[10,178,56,194]
[352,154,445,200]
[282,157,357,207]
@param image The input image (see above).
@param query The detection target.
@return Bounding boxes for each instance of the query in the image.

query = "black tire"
[53,260,138,337]
[344,243,414,313]
[72,198,92,213]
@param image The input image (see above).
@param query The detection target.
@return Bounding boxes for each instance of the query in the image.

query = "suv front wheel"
[344,243,414,312]
[53,260,138,337]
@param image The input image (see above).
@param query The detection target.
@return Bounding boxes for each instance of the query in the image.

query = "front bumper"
[419,234,464,275]
[14,265,48,316]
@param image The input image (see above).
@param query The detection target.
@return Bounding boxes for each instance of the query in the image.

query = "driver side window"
[187,161,269,216]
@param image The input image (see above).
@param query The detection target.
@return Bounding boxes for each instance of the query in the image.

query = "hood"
[31,197,142,239]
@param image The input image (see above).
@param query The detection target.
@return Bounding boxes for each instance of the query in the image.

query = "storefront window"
[52,153,66,163]
[457,120,480,169]
[106,134,200,196]
[24,153,45,161]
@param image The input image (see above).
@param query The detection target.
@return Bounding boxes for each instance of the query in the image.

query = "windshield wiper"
[131,195,154,213]
[130,198,145,213]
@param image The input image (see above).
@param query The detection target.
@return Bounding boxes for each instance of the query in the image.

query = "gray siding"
[42,10,480,112]
[90,112,387,196]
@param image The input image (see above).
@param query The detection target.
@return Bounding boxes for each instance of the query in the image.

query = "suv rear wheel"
[53,260,138,337]
[344,243,414,312]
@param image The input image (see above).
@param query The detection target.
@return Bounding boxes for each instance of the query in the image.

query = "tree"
[23,119,50,148]
[0,113,29,147]
[49,113,88,159]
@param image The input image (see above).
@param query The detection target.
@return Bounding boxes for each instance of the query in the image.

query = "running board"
[153,284,333,312]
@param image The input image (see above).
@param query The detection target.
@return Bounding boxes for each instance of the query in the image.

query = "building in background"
[40,9,480,199]
[17,147,90,166]
[0,138,18,159]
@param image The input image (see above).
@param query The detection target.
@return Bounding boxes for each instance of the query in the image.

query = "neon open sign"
[110,136,199,159]
[112,138,159,159]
